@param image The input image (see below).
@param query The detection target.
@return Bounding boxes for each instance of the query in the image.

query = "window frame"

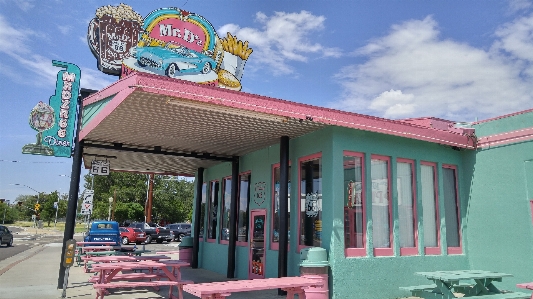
[220,176,232,245]
[370,154,393,257]
[199,182,207,241]
[297,152,322,253]
[207,180,220,243]
[421,161,441,255]
[236,171,252,247]
[271,162,291,251]
[397,158,418,256]
[442,164,462,255]
[343,151,367,257]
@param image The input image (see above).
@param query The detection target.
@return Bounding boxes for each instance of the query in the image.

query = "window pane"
[443,167,460,247]
[221,178,231,241]
[299,157,322,247]
[238,174,251,242]
[208,181,219,240]
[421,164,438,247]
[273,166,291,245]
[371,158,390,248]
[343,155,364,249]
[200,183,206,238]
[398,162,415,248]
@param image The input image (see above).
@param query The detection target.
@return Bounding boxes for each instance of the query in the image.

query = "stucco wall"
[467,114,533,291]
[194,125,472,298]
[329,127,470,299]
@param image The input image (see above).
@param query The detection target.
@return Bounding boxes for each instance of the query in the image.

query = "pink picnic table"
[80,246,114,254]
[91,260,192,299]
[76,241,116,246]
[183,276,325,299]
[516,283,533,298]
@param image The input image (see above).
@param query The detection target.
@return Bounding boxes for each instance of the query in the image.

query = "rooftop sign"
[88,4,253,91]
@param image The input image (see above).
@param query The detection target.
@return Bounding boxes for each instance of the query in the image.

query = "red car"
[119,227,147,245]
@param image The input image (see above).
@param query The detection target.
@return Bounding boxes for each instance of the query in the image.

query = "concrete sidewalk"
[0,241,285,299]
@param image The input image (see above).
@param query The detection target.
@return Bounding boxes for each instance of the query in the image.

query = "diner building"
[79,71,533,298]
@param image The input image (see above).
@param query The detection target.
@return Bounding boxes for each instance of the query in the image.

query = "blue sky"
[1,0,533,203]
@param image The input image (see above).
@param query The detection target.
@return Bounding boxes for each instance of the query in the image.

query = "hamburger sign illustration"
[88,4,253,91]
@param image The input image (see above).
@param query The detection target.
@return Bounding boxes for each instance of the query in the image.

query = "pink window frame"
[370,154,393,257]
[421,161,441,255]
[343,151,367,257]
[206,180,219,243]
[397,158,418,256]
[443,164,462,255]
[200,182,207,241]
[271,163,290,251]
[236,171,252,247]
[219,176,232,245]
[297,152,322,253]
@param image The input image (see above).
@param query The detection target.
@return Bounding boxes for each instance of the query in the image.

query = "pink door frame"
[249,209,267,279]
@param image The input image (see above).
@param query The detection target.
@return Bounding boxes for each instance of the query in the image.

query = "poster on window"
[372,179,389,206]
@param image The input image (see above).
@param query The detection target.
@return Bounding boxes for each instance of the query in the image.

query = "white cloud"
[80,68,114,90]
[57,25,71,35]
[217,11,342,76]
[508,0,532,13]
[332,16,533,121]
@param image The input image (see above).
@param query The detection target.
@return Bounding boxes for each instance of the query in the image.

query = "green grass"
[14,221,87,233]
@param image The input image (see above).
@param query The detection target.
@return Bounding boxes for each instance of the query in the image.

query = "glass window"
[207,180,219,240]
[272,164,291,250]
[220,177,231,242]
[421,162,440,255]
[371,155,393,256]
[397,159,418,255]
[299,154,322,249]
[237,173,251,244]
[199,183,206,239]
[343,152,366,257]
[443,165,461,254]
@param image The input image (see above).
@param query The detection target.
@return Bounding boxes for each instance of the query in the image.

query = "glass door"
[249,209,266,279]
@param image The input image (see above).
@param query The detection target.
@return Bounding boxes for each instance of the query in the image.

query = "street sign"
[62,239,77,267]
[54,201,58,209]
[90,160,110,175]
[80,190,93,215]
[34,203,41,211]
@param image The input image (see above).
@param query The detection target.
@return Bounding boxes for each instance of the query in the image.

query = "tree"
[82,172,195,224]
[1,202,19,224]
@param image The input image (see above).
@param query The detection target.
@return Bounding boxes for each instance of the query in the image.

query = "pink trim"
[474,107,533,124]
[297,153,322,253]
[371,155,393,257]
[79,87,135,140]
[236,171,252,247]
[343,151,367,257]
[443,164,462,255]
[88,72,473,149]
[220,176,231,245]
[397,158,418,256]
[421,161,441,255]
[207,180,219,242]
[477,126,533,149]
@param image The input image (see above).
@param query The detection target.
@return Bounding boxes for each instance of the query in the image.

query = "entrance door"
[249,209,266,279]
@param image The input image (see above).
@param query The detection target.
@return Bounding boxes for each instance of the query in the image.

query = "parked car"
[119,227,147,245]
[0,225,13,247]
[84,221,121,247]
[128,222,173,244]
[165,223,191,241]
[137,43,216,78]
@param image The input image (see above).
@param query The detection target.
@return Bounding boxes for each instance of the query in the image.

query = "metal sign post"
[61,239,76,298]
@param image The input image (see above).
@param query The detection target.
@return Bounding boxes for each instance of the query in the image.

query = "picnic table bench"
[183,276,326,299]
[516,282,533,299]
[91,260,192,299]
[401,270,530,299]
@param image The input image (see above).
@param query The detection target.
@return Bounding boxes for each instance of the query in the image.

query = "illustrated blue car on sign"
[136,43,216,77]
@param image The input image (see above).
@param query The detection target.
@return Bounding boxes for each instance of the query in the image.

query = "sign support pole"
[57,89,95,288]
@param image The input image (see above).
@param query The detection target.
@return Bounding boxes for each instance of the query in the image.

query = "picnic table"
[183,276,325,299]
[516,282,533,298]
[91,260,192,299]
[76,241,116,246]
[400,270,530,299]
